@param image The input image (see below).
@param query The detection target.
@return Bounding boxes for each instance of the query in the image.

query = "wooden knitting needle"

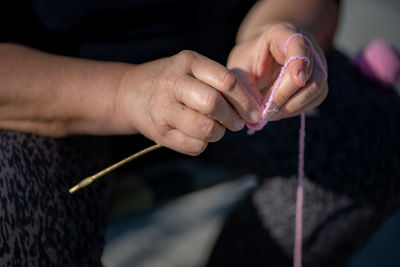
[69,143,162,194]
[68,108,280,194]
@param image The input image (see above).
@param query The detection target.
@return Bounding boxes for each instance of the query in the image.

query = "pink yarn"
[246,33,327,267]
[284,33,303,55]
[246,55,310,134]
[351,39,400,87]
[247,34,326,134]
[286,34,328,78]
[294,112,305,267]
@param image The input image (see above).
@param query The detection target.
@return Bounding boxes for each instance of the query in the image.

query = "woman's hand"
[0,45,260,155]
[227,23,328,121]
[115,50,261,155]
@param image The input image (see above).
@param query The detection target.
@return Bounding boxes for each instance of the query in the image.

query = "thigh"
[0,131,113,266]
[202,50,400,267]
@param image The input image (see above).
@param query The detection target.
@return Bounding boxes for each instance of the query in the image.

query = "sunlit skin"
[0,0,339,156]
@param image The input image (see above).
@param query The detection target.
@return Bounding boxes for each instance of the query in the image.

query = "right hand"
[114,50,261,155]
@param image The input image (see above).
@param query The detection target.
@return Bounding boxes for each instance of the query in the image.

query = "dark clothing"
[3,1,398,267]
[0,135,112,266]
[204,50,400,267]
[1,0,256,64]
[1,50,400,267]
[1,0,340,64]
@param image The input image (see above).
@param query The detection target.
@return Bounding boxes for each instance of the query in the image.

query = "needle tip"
[69,176,94,194]
[69,185,80,194]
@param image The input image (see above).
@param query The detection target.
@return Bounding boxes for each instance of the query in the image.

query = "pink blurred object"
[351,39,400,87]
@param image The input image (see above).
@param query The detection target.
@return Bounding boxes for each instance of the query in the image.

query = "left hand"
[227,23,328,121]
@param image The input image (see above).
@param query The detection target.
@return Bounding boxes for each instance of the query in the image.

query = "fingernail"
[234,118,245,131]
[298,70,306,86]
[250,110,261,123]
[269,102,279,110]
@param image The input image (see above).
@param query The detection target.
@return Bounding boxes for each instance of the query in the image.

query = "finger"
[268,27,315,84]
[284,34,314,87]
[281,66,327,116]
[162,128,208,156]
[264,28,315,102]
[271,84,328,121]
[167,103,226,143]
[263,65,304,111]
[231,68,263,105]
[290,84,328,118]
[173,76,246,131]
[187,52,261,123]
[270,68,328,120]
[263,29,320,116]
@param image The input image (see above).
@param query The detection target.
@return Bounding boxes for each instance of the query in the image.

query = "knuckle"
[159,69,178,91]
[220,71,237,93]
[273,90,288,107]
[176,50,197,63]
[191,142,208,156]
[199,91,220,115]
[214,126,226,142]
[269,23,285,35]
[177,132,189,145]
[202,119,216,140]
[237,95,252,111]
[153,118,170,137]
[308,80,323,98]
[174,131,207,156]
[293,38,310,58]
[296,36,308,49]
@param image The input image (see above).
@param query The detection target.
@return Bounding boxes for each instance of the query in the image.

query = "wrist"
[63,62,138,136]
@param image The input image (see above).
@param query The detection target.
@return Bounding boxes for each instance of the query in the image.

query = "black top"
[1,0,340,64]
[1,0,258,64]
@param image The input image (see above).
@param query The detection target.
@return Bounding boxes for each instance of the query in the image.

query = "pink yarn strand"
[284,33,328,78]
[246,55,310,134]
[294,112,306,267]
[245,33,328,267]
[284,33,304,55]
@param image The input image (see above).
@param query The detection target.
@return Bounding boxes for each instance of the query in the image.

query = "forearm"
[0,43,134,137]
[237,0,340,52]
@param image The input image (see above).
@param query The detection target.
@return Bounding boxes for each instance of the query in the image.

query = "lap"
[0,131,112,266]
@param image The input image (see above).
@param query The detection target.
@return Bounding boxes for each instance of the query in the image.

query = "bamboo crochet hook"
[69,143,162,194]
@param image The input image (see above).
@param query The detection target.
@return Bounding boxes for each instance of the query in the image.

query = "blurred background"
[102,0,400,266]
